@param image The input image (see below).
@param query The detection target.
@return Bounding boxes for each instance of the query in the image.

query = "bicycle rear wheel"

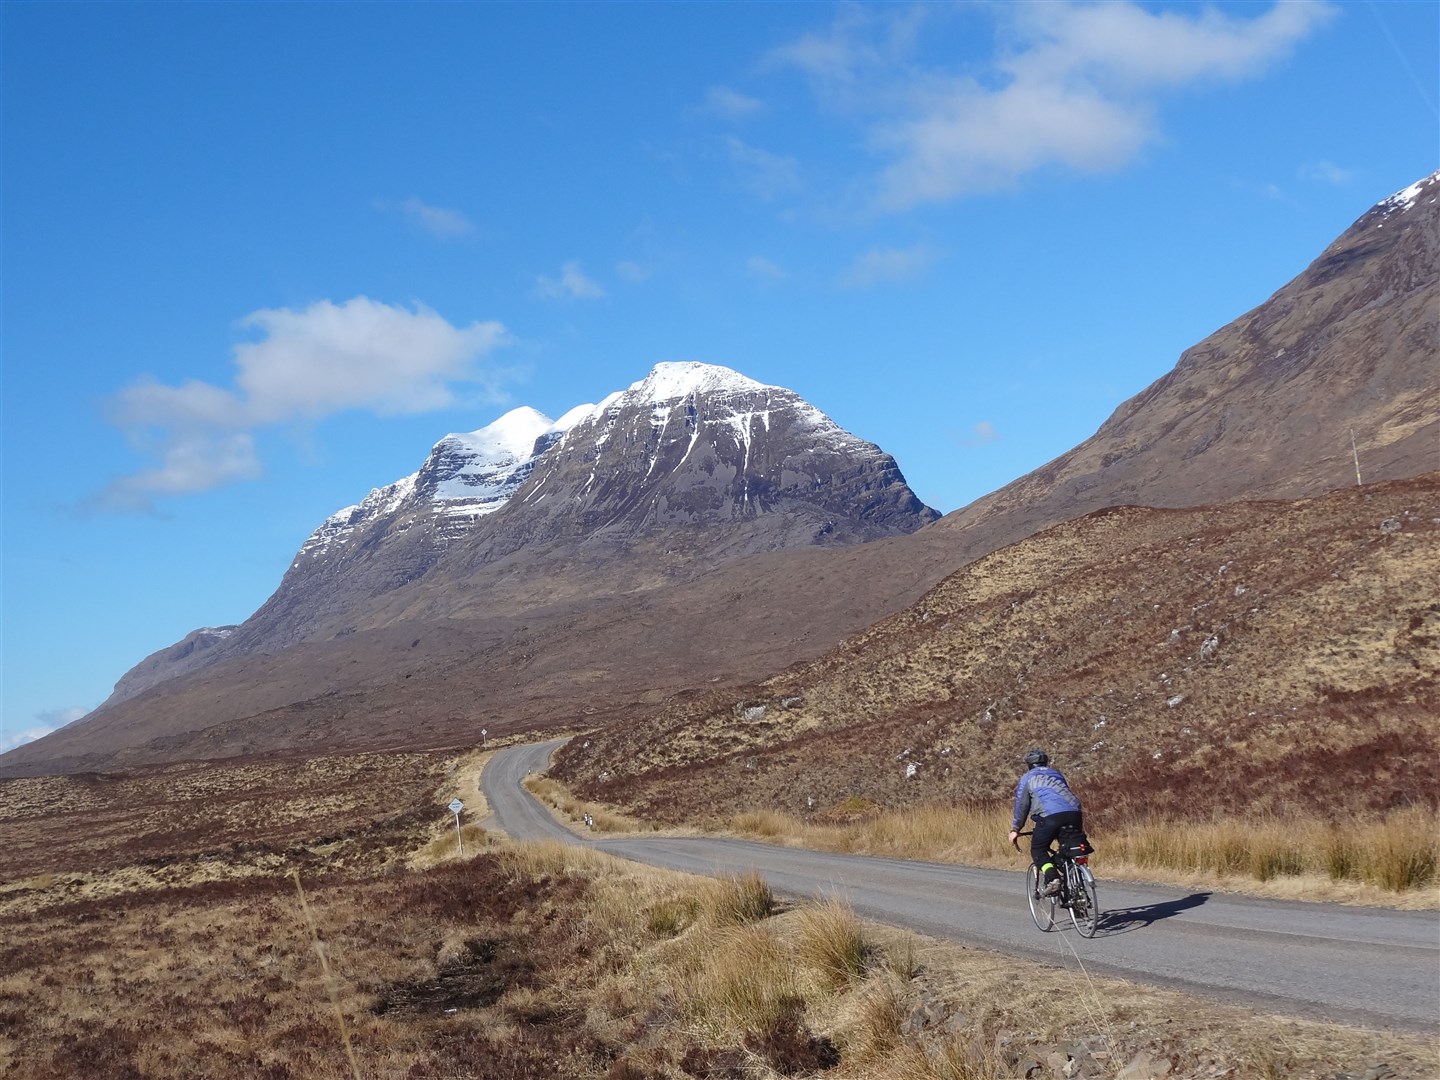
[1027,863,1056,931]
[1067,863,1100,937]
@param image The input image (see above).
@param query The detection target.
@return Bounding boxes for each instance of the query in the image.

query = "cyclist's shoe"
[1042,878,1061,897]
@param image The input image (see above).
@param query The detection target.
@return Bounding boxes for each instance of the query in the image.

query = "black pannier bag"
[1058,826,1095,859]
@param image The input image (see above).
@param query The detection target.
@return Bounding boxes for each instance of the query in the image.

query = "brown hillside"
[552,474,1440,823]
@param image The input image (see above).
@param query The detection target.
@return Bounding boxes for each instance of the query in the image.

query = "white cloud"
[399,197,474,239]
[701,85,764,122]
[771,1,1336,210]
[97,298,511,510]
[535,260,607,300]
[725,137,803,200]
[2,707,88,753]
[839,243,939,289]
[233,300,506,419]
[746,255,787,280]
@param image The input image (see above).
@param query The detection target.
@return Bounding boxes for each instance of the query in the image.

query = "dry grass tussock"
[728,800,1439,908]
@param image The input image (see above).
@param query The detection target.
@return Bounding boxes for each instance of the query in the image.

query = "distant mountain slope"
[553,473,1440,823]
[930,170,1439,565]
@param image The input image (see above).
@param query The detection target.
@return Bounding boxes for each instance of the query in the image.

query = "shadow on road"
[1096,892,1213,936]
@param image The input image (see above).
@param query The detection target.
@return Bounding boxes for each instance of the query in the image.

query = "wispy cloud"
[725,137,803,201]
[955,421,1001,447]
[375,197,475,239]
[400,197,474,238]
[770,1,1337,211]
[2,706,88,753]
[96,298,510,511]
[1298,160,1354,185]
[700,85,764,122]
[746,255,787,281]
[1228,176,1301,207]
[839,243,939,289]
[616,260,651,284]
[535,260,606,300]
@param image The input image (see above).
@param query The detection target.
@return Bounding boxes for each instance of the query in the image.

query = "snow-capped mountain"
[293,361,932,568]
[102,361,939,700]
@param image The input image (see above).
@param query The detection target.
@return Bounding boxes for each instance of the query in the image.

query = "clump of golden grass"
[672,922,804,1035]
[732,809,786,837]
[792,899,868,990]
[645,896,699,938]
[494,837,611,880]
[838,974,908,1064]
[871,1037,1004,1080]
[701,870,774,925]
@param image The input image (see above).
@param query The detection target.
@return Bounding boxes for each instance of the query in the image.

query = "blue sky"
[3,1,1436,753]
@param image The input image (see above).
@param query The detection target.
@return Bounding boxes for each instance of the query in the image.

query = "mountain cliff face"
[930,170,1440,561]
[103,363,938,701]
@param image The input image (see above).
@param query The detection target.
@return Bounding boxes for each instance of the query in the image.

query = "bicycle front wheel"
[1027,863,1056,932]
[1067,864,1100,938]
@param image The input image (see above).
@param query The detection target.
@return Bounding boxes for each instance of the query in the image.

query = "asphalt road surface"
[482,738,1440,1034]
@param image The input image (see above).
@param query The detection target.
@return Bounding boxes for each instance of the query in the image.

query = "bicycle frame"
[1017,831,1100,937]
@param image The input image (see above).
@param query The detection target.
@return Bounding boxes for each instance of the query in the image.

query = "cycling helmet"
[1023,749,1049,767]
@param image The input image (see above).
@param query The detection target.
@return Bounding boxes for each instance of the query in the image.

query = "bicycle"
[1016,829,1101,937]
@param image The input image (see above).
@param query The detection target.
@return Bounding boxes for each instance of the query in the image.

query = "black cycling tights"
[1031,810,1084,876]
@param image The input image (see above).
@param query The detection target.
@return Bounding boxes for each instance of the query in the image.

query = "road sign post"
[448,798,465,856]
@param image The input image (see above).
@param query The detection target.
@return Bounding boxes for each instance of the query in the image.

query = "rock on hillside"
[553,473,1440,823]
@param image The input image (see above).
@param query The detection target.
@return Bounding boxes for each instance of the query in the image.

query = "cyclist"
[1008,749,1083,896]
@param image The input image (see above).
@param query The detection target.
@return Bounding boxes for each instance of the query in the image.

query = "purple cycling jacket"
[1011,766,1082,830]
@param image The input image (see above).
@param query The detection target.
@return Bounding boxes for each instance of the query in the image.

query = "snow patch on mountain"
[1376,170,1439,221]
[632,360,769,404]
[429,406,557,514]
[297,474,418,562]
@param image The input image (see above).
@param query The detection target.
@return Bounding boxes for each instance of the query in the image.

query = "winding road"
[482,739,1439,1034]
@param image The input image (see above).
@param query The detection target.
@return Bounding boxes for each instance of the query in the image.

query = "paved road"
[482,739,1440,1034]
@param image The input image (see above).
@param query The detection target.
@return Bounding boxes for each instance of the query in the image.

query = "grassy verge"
[524,773,661,834]
[724,800,1439,908]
